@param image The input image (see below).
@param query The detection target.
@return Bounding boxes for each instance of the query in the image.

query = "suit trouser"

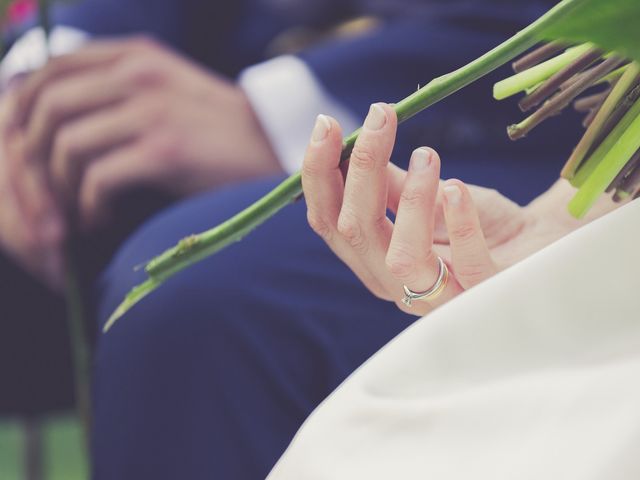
[0,191,173,416]
[89,148,561,479]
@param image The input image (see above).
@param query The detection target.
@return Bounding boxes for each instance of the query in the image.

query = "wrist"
[527,179,620,231]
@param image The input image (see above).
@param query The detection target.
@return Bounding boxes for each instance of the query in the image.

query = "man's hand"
[0,36,281,286]
[0,109,64,286]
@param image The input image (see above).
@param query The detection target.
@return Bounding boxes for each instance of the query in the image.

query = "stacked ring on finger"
[401,256,449,307]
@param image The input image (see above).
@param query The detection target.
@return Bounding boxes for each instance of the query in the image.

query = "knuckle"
[37,90,61,121]
[42,56,69,78]
[138,95,171,125]
[53,128,75,159]
[400,185,427,209]
[337,213,368,253]
[121,59,167,88]
[349,145,378,172]
[301,157,325,179]
[306,211,333,240]
[148,130,183,163]
[451,223,477,242]
[455,264,490,285]
[385,246,417,280]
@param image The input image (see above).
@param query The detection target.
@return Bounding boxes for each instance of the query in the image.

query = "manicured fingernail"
[410,148,431,171]
[444,185,462,206]
[312,114,331,142]
[364,103,387,131]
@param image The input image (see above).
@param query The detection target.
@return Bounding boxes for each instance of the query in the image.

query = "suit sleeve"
[296,1,577,163]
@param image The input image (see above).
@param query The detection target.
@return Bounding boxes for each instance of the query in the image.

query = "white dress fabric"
[268,199,640,480]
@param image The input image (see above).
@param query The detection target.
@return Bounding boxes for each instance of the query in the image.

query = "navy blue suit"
[1,0,583,478]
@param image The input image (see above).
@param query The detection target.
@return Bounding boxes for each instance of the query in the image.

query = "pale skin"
[0,36,282,287]
[303,103,621,316]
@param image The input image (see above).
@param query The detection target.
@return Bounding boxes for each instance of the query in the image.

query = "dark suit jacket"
[16,0,577,194]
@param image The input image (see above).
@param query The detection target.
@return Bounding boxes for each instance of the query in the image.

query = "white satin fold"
[269,199,640,480]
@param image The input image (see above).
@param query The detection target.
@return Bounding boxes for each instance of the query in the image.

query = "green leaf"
[540,0,640,64]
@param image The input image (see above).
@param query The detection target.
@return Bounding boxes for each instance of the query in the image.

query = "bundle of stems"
[106,0,640,330]
[495,43,640,218]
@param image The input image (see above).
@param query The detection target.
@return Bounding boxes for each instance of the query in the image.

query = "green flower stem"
[600,64,629,85]
[562,62,640,179]
[569,108,640,218]
[105,0,587,331]
[571,93,640,188]
[38,0,52,40]
[64,248,92,447]
[493,43,591,100]
[26,0,92,445]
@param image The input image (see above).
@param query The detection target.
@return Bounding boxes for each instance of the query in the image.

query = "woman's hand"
[302,103,618,316]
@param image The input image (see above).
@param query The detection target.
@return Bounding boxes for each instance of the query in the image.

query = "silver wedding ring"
[401,256,449,307]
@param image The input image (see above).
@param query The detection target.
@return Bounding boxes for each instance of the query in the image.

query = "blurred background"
[1,4,85,478]
[1,5,86,476]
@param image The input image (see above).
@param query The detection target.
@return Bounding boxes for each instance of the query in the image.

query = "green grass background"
[0,415,87,480]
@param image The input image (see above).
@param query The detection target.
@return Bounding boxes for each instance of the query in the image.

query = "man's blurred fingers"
[0,154,64,287]
[10,36,163,128]
[5,132,64,246]
[23,69,131,165]
[50,101,142,202]
[78,139,163,227]
[11,43,129,129]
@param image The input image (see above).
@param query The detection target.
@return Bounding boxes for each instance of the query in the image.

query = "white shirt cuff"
[0,26,89,88]
[239,55,360,174]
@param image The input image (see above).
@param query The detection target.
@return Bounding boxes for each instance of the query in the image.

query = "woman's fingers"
[303,112,499,314]
[442,179,497,289]
[385,162,407,215]
[386,148,463,314]
[302,114,390,299]
[338,103,396,255]
[302,114,345,241]
[386,148,440,287]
